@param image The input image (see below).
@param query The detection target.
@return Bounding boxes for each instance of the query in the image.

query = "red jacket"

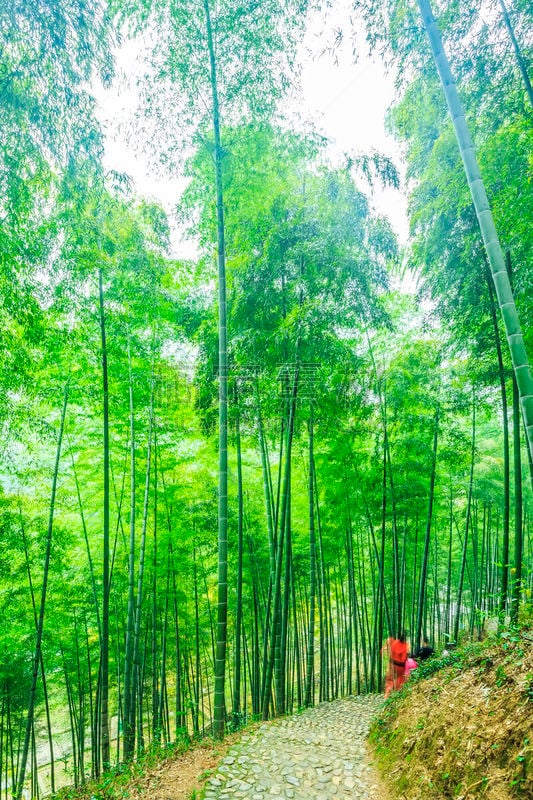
[391,639,408,667]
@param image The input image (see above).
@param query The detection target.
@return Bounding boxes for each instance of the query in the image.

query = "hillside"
[52,630,533,800]
[371,630,533,799]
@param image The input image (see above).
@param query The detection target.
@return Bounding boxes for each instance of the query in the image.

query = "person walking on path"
[384,632,409,698]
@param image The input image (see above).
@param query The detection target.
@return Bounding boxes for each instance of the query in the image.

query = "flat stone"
[201,695,384,799]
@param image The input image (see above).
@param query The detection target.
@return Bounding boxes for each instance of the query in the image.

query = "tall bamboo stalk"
[417,0,533,458]
[123,342,136,760]
[98,267,111,771]
[415,406,439,652]
[203,0,228,738]
[304,407,316,708]
[232,389,244,724]
[15,381,69,800]
[498,0,533,108]
[454,394,476,643]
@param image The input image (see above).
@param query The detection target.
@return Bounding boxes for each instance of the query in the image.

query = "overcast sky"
[95,2,409,258]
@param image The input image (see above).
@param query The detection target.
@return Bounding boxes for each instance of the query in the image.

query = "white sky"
[95,2,409,259]
[298,14,409,241]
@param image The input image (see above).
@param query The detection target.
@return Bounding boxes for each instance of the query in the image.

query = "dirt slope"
[56,732,244,800]
[370,632,533,800]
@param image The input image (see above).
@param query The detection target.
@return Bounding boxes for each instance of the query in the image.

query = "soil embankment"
[370,633,533,799]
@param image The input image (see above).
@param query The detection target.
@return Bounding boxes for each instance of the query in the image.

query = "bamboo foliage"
[498,0,533,109]
[416,0,533,458]
[1,1,533,794]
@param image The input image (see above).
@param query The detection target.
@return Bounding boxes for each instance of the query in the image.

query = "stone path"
[203,695,385,800]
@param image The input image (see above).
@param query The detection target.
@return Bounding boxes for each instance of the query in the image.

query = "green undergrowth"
[54,736,193,800]
[53,713,264,800]
[370,623,533,799]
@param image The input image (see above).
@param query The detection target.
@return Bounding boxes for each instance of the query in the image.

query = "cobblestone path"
[203,695,384,800]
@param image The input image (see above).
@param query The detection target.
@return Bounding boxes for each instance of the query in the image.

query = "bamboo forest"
[1,1,532,799]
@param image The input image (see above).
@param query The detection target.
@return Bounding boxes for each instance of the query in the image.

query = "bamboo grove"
[1,0,532,797]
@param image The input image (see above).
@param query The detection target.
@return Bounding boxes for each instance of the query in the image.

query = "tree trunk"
[498,0,533,109]
[123,342,136,760]
[415,406,439,653]
[98,268,111,771]
[485,260,511,617]
[203,0,228,739]
[131,391,154,754]
[263,371,298,718]
[454,394,476,643]
[19,512,56,795]
[15,381,69,800]
[445,485,453,638]
[151,435,159,743]
[510,372,523,621]
[232,390,244,724]
[304,408,316,708]
[417,0,533,457]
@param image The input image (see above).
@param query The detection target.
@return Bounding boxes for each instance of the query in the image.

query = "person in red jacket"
[384,632,409,698]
